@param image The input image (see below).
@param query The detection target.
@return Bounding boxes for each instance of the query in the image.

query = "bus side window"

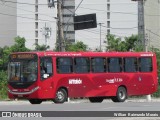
[91,57,106,73]
[108,58,122,72]
[56,57,73,74]
[139,57,152,72]
[124,57,137,72]
[74,57,90,73]
[40,57,53,80]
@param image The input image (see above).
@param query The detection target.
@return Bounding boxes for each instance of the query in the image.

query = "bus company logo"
[69,78,82,84]
[54,53,82,56]
[141,54,153,57]
[106,78,123,84]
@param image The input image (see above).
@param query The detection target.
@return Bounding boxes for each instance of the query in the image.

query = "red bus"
[8,52,158,104]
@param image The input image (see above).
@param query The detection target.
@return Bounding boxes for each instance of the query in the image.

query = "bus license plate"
[18,95,23,97]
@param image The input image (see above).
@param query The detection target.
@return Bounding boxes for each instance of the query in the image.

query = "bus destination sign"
[11,54,35,59]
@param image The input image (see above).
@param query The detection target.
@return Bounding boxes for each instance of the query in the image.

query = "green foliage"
[65,41,88,52]
[106,34,141,52]
[0,71,8,99]
[35,44,50,51]
[150,48,160,97]
[10,36,30,52]
[106,34,122,51]
[0,36,31,100]
[0,36,31,71]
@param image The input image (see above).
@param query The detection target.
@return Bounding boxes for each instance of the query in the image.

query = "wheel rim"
[56,91,64,101]
[119,90,125,100]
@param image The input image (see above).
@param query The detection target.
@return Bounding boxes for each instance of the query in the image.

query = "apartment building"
[17,0,56,50]
[76,0,138,50]
[144,0,160,49]
[0,0,17,47]
[0,0,75,50]
[62,0,75,43]
[106,0,138,38]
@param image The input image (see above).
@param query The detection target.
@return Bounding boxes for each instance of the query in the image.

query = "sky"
[74,0,138,51]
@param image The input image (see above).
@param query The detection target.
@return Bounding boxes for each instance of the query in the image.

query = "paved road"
[0,101,160,111]
[0,99,160,120]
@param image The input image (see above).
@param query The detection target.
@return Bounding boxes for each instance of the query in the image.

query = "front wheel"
[29,99,42,104]
[53,88,67,104]
[111,87,127,102]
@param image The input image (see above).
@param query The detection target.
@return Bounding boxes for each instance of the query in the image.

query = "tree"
[10,36,30,52]
[65,41,88,52]
[106,34,140,52]
[124,35,143,51]
[106,34,125,51]
[35,44,50,51]
[0,36,30,70]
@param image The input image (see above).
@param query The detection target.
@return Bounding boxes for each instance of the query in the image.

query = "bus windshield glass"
[8,54,38,82]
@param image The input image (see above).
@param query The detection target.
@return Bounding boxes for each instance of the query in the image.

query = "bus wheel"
[89,97,103,103]
[29,99,42,104]
[111,87,127,102]
[53,88,67,104]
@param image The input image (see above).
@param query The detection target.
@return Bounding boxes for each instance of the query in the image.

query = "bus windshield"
[8,60,38,82]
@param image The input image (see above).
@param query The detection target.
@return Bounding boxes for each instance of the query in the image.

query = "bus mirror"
[43,74,49,79]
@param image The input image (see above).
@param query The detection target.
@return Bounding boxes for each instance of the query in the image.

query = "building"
[144,0,160,49]
[62,0,75,43]
[0,0,75,50]
[0,0,17,47]
[17,0,57,50]
[0,0,58,50]
[107,0,138,37]
[75,0,138,50]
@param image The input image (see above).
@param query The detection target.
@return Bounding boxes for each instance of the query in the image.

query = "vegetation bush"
[0,71,8,99]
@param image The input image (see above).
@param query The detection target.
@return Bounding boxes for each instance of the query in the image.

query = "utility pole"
[140,0,151,101]
[57,0,65,52]
[99,23,104,52]
[138,0,147,51]
[132,0,151,101]
[47,0,65,51]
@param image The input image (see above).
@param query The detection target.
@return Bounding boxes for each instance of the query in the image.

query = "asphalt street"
[0,99,160,120]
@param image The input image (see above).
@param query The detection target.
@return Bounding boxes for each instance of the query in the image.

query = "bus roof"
[11,51,155,57]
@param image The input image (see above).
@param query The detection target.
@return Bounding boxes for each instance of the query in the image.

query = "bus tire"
[111,87,127,102]
[53,88,67,104]
[29,99,42,104]
[89,97,103,103]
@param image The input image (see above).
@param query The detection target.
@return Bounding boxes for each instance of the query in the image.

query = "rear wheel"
[29,99,42,104]
[111,87,127,102]
[53,88,67,104]
[89,97,104,103]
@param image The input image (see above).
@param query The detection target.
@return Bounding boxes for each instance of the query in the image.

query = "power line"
[0,2,56,19]
[146,29,160,38]
[64,0,84,28]
[100,24,138,29]
[63,0,84,41]
[110,27,138,29]
[75,3,136,6]
[0,0,47,5]
[0,12,56,23]
[79,6,137,15]
[79,6,160,17]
